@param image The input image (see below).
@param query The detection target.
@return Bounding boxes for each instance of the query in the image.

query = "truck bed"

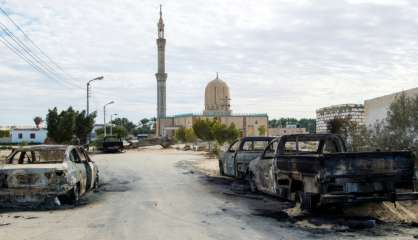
[321,151,415,182]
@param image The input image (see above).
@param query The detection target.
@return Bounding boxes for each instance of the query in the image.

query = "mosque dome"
[203,73,232,115]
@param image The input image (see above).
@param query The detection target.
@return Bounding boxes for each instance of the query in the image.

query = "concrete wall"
[364,87,418,128]
[268,127,307,137]
[173,116,193,129]
[157,118,174,136]
[0,137,11,144]
[244,116,268,137]
[316,104,365,133]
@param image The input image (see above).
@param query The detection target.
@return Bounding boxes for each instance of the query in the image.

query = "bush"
[184,128,197,143]
[174,127,186,142]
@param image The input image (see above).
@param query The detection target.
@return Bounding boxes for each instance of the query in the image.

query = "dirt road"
[0,147,417,240]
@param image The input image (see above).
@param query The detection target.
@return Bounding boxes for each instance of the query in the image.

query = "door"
[223,140,239,176]
[257,140,278,193]
[69,149,87,194]
[77,148,93,190]
[82,148,97,189]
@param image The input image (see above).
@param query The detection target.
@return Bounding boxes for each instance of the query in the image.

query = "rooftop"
[161,112,269,119]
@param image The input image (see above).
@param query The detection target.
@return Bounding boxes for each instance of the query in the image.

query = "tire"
[68,184,80,205]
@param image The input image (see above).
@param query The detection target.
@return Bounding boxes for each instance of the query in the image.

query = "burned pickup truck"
[248,134,418,210]
[219,137,274,179]
[0,145,99,205]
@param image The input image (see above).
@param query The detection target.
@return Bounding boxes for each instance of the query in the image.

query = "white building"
[11,128,47,144]
[364,87,418,128]
[316,104,365,133]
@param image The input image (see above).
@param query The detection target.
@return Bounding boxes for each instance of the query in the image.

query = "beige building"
[203,73,231,116]
[316,104,365,133]
[159,113,268,138]
[157,75,268,137]
[364,87,418,128]
[268,127,307,137]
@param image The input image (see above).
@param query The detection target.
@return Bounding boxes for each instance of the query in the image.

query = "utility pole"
[103,101,115,137]
[86,76,104,144]
[110,113,118,136]
[86,76,104,116]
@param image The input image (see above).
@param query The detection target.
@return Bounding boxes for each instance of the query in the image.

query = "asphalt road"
[0,147,417,240]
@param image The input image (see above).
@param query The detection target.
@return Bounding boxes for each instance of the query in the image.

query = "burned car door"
[235,139,272,178]
[256,140,278,193]
[77,148,94,191]
[223,140,239,176]
[69,149,88,195]
[81,148,97,189]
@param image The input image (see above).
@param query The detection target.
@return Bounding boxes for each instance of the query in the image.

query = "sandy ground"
[346,201,418,223]
[0,147,417,240]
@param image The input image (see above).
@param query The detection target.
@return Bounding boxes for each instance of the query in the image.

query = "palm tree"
[34,116,43,128]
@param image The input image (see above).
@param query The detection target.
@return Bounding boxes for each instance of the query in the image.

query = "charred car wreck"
[0,145,99,205]
[219,137,274,179]
[248,134,418,209]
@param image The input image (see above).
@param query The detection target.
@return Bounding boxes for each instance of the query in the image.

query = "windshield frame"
[6,149,66,164]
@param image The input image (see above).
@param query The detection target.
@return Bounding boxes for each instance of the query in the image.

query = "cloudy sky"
[0,0,417,125]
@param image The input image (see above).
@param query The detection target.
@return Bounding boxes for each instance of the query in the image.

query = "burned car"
[248,134,418,210]
[219,137,274,178]
[102,135,124,153]
[0,145,99,205]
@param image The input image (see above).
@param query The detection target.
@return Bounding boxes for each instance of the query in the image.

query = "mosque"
[155,6,268,137]
[157,74,268,137]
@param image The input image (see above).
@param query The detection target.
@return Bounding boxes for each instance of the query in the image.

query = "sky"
[0,0,417,126]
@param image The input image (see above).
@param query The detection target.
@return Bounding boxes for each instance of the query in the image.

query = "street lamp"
[103,101,115,137]
[110,113,118,136]
[86,76,104,145]
[86,76,104,116]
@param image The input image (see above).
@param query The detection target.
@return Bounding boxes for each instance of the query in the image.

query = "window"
[323,140,338,153]
[77,148,87,162]
[298,141,320,153]
[7,150,65,164]
[30,133,36,139]
[228,141,239,152]
[253,141,270,151]
[242,141,253,151]
[263,140,278,159]
[242,140,270,151]
[69,149,81,162]
[18,133,23,139]
[104,136,121,142]
[283,140,320,154]
[284,141,297,154]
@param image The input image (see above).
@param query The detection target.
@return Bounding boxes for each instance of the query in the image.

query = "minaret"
[156,4,167,120]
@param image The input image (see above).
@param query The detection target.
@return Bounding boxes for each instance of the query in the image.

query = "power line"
[0,7,115,100]
[0,7,83,90]
[0,22,79,89]
[0,37,64,86]
[0,6,80,84]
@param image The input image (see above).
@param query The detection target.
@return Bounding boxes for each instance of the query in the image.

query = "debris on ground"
[344,201,418,223]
